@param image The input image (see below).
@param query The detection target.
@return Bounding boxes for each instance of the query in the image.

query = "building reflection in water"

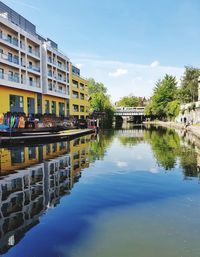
[0,135,93,254]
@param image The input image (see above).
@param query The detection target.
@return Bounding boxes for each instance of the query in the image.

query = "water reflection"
[0,135,97,254]
[0,126,200,256]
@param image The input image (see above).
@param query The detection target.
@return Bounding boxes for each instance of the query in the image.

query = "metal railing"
[0,52,19,65]
[0,33,18,47]
[0,72,19,83]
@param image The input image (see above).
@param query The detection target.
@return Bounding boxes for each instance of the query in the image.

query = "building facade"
[0,2,89,118]
[70,64,89,119]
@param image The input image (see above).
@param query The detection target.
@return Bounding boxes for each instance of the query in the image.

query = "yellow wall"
[0,86,67,116]
[70,64,90,119]
[42,95,67,116]
[0,85,38,114]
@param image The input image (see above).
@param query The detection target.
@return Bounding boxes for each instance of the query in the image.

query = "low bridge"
[114,107,145,123]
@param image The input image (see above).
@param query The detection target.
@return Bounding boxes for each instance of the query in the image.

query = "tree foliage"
[116,95,146,107]
[145,74,178,118]
[88,78,114,128]
[178,66,200,103]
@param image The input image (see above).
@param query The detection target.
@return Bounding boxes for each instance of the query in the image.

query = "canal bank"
[143,121,200,139]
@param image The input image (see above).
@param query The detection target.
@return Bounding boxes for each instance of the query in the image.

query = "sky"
[2,0,200,102]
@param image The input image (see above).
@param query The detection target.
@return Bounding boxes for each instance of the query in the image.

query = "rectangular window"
[0,68,4,79]
[80,106,84,112]
[8,52,12,62]
[29,77,33,86]
[52,101,56,114]
[28,45,32,53]
[10,95,24,112]
[45,100,49,114]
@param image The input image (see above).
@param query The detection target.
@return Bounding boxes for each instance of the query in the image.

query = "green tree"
[166,100,180,120]
[178,66,200,103]
[145,74,178,118]
[88,78,114,128]
[116,95,146,107]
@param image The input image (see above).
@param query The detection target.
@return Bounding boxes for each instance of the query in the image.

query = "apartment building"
[70,64,90,119]
[42,40,70,117]
[0,2,73,117]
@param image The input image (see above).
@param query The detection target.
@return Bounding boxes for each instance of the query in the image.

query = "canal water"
[0,125,200,257]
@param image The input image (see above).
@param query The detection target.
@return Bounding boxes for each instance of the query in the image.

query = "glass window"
[52,101,56,114]
[45,100,49,114]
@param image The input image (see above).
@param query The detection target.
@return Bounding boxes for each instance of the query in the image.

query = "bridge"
[114,107,145,123]
[114,107,145,116]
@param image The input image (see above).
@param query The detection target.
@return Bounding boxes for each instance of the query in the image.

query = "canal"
[0,125,200,257]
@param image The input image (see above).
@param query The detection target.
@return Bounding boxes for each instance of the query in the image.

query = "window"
[29,77,33,86]
[8,71,13,81]
[10,95,24,112]
[80,106,84,112]
[80,83,84,90]
[0,68,4,79]
[52,101,56,114]
[28,45,32,53]
[29,61,32,69]
[59,102,65,116]
[7,34,12,43]
[80,93,84,100]
[8,52,12,62]
[45,100,49,114]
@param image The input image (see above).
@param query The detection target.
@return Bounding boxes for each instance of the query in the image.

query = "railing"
[72,83,78,88]
[0,52,19,65]
[0,72,19,83]
[27,48,40,58]
[28,80,40,88]
[57,77,66,83]
[28,65,40,73]
[48,85,67,95]
[0,72,40,88]
[0,33,18,47]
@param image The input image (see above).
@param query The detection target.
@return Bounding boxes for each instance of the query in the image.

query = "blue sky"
[2,0,200,101]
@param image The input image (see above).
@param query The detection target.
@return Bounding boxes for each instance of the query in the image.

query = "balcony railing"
[48,85,67,95]
[0,33,18,47]
[0,72,19,83]
[0,72,40,88]
[28,65,40,73]
[0,52,19,65]
[28,48,40,58]
[28,80,40,88]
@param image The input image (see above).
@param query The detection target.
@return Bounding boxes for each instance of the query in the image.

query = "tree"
[178,66,200,103]
[145,74,178,118]
[88,78,114,128]
[116,95,146,107]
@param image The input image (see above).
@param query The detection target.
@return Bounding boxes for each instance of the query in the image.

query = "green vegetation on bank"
[88,78,114,127]
[145,66,200,120]
[116,95,147,107]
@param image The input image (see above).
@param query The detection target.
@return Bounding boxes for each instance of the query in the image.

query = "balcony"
[0,52,19,65]
[0,32,18,47]
[28,65,40,73]
[28,80,40,88]
[48,84,67,95]
[0,72,20,83]
[57,62,66,70]
[27,48,40,58]
[57,77,67,83]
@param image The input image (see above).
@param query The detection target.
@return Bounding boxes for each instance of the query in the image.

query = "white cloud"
[150,60,160,68]
[109,68,128,77]
[69,53,184,102]
[76,63,84,69]
[116,161,128,168]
